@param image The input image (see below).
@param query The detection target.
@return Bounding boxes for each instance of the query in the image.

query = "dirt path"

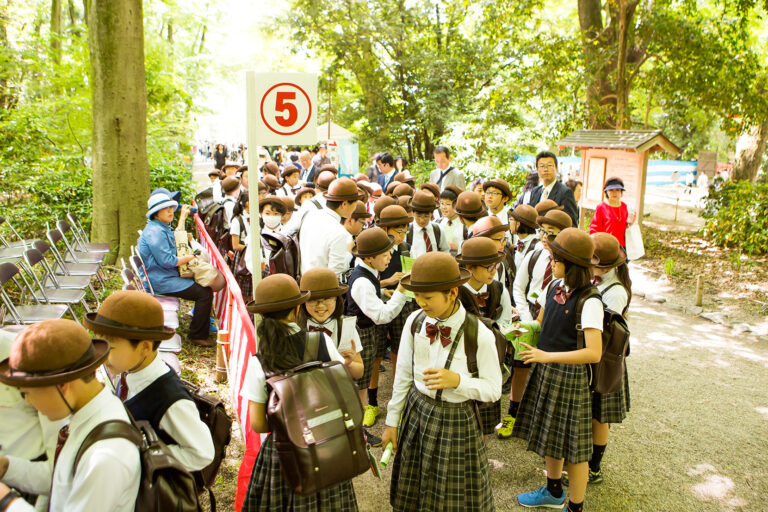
[351,295,768,511]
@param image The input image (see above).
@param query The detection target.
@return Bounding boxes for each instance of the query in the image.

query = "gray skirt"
[390,386,495,511]
[512,362,592,464]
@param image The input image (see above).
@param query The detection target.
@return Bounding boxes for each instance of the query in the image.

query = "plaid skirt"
[236,271,253,298]
[390,386,494,512]
[512,362,592,464]
[592,365,631,424]
[355,325,383,389]
[242,433,358,512]
[478,400,501,435]
[387,300,417,354]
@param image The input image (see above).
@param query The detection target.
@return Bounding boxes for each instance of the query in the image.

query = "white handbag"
[625,223,645,260]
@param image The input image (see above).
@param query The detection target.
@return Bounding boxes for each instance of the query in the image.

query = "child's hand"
[381,426,398,453]
[519,342,550,364]
[422,368,460,390]
[341,350,356,366]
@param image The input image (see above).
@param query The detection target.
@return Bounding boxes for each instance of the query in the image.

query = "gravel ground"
[351,297,768,512]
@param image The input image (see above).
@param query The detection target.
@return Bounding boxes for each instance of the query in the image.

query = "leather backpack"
[575,286,631,395]
[181,380,233,511]
[261,231,301,280]
[261,333,369,495]
[74,419,202,512]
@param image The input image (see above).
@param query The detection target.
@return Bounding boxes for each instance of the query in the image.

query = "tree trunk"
[733,119,768,182]
[614,0,630,129]
[87,0,150,263]
[82,0,87,24]
[50,0,62,62]
[167,19,172,43]
[0,16,9,110]
[198,24,206,53]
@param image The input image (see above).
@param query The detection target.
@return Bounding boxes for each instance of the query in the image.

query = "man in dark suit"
[376,152,397,191]
[367,153,382,182]
[524,150,579,226]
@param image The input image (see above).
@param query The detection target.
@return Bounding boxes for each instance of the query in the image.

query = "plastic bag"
[625,223,645,260]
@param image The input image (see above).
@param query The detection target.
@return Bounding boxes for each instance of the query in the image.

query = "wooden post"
[674,197,679,223]
[695,276,703,307]
[215,330,229,383]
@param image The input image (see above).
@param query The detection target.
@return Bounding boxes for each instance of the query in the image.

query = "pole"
[327,92,331,141]
[245,71,263,297]
[674,196,679,223]
[215,330,229,383]
[695,275,703,307]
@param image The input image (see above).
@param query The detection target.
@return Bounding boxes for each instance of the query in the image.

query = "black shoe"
[364,429,382,447]
[562,469,603,487]
[379,363,386,372]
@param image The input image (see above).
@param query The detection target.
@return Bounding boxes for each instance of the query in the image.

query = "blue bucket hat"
[146,192,179,219]
[151,187,182,204]
[603,177,625,192]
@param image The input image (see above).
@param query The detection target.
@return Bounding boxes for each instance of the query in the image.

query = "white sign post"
[246,72,318,292]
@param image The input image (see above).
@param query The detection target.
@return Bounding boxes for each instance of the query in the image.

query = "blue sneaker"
[209,317,218,333]
[517,486,566,508]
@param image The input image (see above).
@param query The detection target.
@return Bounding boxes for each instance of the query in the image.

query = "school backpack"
[202,203,232,256]
[262,332,369,495]
[195,188,216,221]
[74,419,202,512]
[410,310,510,396]
[575,286,631,395]
[261,231,301,279]
[182,379,233,512]
[405,222,443,249]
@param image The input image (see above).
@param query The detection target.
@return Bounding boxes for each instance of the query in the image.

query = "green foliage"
[701,181,768,254]
[663,258,677,276]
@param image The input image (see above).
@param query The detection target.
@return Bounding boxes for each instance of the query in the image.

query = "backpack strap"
[73,420,141,475]
[487,281,503,321]
[524,248,544,298]
[431,223,442,249]
[463,313,480,378]
[406,226,413,247]
[409,310,427,378]
[462,222,468,241]
[575,286,601,350]
[303,331,322,363]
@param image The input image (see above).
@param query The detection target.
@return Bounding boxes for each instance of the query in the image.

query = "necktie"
[554,285,572,305]
[447,219,452,226]
[117,372,129,401]
[425,322,452,347]
[476,291,489,307]
[516,240,525,252]
[592,276,603,285]
[308,325,333,337]
[542,186,550,201]
[541,261,553,290]
[436,167,452,187]
[53,425,70,467]
[422,228,434,252]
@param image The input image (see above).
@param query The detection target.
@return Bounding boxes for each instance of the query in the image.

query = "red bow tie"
[554,285,573,305]
[425,322,452,347]
[516,240,525,252]
[592,276,603,285]
[476,291,489,307]
[308,325,332,337]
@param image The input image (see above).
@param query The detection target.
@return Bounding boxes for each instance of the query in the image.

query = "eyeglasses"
[484,190,503,198]
[482,262,500,272]
[537,164,556,170]
[307,297,336,306]
[539,229,557,238]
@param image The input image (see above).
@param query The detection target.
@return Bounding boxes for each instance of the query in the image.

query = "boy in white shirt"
[406,190,450,257]
[438,185,466,255]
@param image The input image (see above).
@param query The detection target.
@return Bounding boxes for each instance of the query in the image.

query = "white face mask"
[262,214,282,229]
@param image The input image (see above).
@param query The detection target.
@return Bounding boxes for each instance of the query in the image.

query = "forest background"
[1,0,768,259]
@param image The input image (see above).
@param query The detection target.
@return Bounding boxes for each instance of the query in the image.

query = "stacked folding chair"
[0,262,68,333]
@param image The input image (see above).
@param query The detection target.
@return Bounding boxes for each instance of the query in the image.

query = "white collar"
[323,208,342,222]
[462,282,488,295]
[424,302,466,330]
[357,259,379,277]
[125,354,169,397]
[542,181,556,193]
[68,385,112,434]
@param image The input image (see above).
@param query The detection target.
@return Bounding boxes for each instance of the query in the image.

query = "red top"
[590,201,628,246]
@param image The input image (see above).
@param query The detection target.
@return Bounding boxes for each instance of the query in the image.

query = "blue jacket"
[137,220,194,294]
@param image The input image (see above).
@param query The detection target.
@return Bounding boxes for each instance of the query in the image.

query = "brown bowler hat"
[350,201,372,220]
[315,171,336,191]
[257,181,268,193]
[472,215,509,238]
[221,177,240,194]
[535,199,564,215]
[247,274,310,314]
[280,196,297,212]
[537,210,572,231]
[350,227,396,258]
[510,204,539,230]
[443,185,463,199]
[549,228,599,268]
[386,182,399,196]
[294,187,316,206]
[262,175,280,189]
[454,191,487,219]
[354,173,370,182]
[376,205,413,227]
[455,237,505,266]
[356,184,370,204]
[397,195,412,211]
[393,183,413,198]
[482,179,511,201]
[373,196,396,219]
[394,171,416,185]
[419,183,441,199]
[591,232,627,269]
[319,164,339,175]
[409,190,438,213]
[259,195,287,213]
[84,290,174,341]
[281,165,300,178]
[400,252,471,292]
[263,161,280,177]
[0,319,110,388]
[300,268,348,299]
[208,169,221,178]
[324,177,362,201]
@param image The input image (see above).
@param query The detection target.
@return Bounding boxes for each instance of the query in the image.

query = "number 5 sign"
[246,72,318,145]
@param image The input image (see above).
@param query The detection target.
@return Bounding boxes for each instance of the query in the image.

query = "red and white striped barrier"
[193,214,259,511]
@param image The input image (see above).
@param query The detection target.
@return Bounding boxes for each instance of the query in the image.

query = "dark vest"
[538,283,592,353]
[380,243,407,286]
[125,368,192,446]
[345,265,380,329]
[288,330,331,363]
[478,280,504,321]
